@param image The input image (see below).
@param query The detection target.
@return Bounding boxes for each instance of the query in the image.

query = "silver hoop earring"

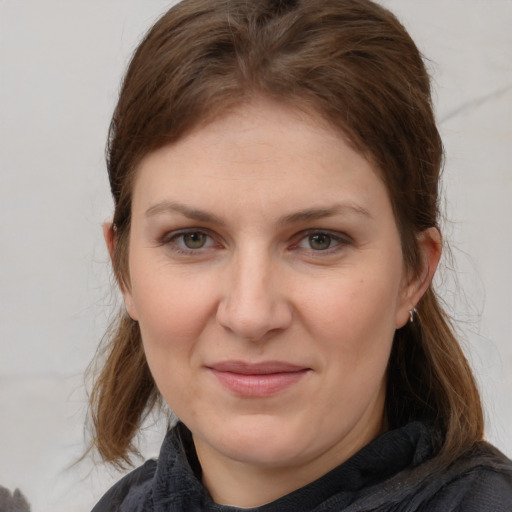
[409,308,417,324]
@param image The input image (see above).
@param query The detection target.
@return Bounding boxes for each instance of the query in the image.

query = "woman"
[88,0,512,510]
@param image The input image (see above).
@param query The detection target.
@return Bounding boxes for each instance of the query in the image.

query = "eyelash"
[291,230,352,255]
[160,229,219,255]
[159,228,352,257]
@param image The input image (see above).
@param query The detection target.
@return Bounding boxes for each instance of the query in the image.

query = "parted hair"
[87,0,484,467]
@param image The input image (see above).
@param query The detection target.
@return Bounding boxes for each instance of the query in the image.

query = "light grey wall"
[0,1,510,510]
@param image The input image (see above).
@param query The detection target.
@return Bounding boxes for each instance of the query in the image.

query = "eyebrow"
[145,200,226,225]
[277,204,373,225]
[145,200,373,225]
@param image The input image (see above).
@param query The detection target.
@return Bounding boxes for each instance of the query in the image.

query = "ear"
[102,221,139,321]
[103,221,116,260]
[396,227,442,328]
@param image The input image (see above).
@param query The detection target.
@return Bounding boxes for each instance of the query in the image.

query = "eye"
[296,231,343,251]
[307,233,335,251]
[181,231,209,249]
[162,229,217,254]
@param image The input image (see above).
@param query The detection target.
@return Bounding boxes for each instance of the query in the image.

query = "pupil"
[309,234,331,250]
[184,232,206,249]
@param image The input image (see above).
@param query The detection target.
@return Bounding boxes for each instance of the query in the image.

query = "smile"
[207,361,311,397]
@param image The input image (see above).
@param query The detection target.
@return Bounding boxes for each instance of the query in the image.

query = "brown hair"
[87,0,483,467]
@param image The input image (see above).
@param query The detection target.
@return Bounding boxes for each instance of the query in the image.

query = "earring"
[409,307,417,323]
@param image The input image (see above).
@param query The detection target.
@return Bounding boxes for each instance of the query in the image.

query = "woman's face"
[122,99,422,486]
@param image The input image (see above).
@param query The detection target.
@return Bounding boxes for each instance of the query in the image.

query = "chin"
[195,413,324,468]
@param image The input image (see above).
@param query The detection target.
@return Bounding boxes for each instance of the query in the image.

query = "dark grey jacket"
[92,422,512,511]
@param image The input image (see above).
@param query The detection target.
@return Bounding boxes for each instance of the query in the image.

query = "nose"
[216,250,293,342]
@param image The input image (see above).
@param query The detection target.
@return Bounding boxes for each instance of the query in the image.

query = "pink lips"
[207,361,310,397]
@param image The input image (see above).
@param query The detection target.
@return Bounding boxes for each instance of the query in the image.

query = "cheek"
[128,261,218,386]
[129,248,215,336]
[134,284,211,352]
[297,267,401,366]
[130,276,211,411]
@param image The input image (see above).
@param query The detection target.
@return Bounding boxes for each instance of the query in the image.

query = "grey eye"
[182,232,208,249]
[308,233,333,250]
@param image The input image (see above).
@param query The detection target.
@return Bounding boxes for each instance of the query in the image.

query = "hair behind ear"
[387,287,484,461]
[86,313,158,467]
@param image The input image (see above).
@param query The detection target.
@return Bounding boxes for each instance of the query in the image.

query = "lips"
[207,361,310,397]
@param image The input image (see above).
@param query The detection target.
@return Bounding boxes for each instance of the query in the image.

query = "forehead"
[131,99,391,223]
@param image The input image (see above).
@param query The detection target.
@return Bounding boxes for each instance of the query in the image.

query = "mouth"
[206,361,311,397]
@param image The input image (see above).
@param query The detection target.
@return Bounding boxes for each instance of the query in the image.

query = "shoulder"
[419,442,512,511]
[91,459,157,512]
[0,487,31,512]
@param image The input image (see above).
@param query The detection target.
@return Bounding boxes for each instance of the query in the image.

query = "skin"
[106,99,441,507]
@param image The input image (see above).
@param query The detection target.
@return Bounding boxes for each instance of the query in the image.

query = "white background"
[1,1,511,510]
